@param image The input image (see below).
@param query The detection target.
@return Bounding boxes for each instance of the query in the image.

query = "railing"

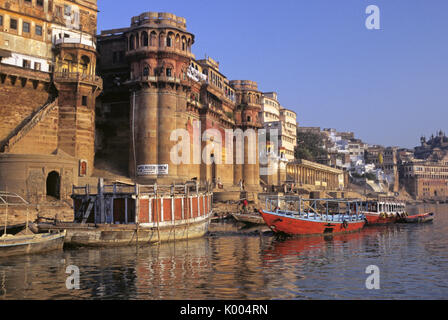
[264,196,365,222]
[54,37,96,48]
[54,72,103,87]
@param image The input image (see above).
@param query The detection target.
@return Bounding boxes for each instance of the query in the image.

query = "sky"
[97,0,448,149]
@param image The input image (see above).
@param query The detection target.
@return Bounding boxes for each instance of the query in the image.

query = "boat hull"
[37,214,211,247]
[231,213,266,225]
[260,210,365,236]
[365,213,398,225]
[398,212,434,224]
[0,231,66,257]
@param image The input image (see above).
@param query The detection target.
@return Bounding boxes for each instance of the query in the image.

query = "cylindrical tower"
[231,80,262,191]
[125,12,195,184]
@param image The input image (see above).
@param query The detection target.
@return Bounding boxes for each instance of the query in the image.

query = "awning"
[0,49,12,58]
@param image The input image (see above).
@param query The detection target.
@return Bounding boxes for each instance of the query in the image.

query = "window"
[34,62,41,71]
[82,96,88,106]
[55,6,62,18]
[0,15,3,27]
[35,25,42,36]
[23,59,31,69]
[166,68,172,77]
[23,22,30,33]
[10,19,18,30]
[24,0,32,4]
[37,0,44,6]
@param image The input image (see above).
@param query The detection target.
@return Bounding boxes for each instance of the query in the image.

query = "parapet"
[130,12,187,30]
[230,80,258,91]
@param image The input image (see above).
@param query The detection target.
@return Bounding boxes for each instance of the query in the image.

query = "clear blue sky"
[98,0,448,149]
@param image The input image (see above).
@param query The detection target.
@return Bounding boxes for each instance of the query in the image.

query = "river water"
[0,204,447,300]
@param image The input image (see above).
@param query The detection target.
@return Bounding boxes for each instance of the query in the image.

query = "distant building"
[365,146,399,193]
[400,133,448,200]
[401,153,448,200]
[415,131,448,160]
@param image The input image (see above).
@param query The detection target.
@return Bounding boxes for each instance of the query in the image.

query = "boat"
[259,196,366,236]
[360,200,406,225]
[0,223,26,237]
[37,179,213,247]
[397,212,434,224]
[0,231,66,258]
[231,212,265,225]
[0,192,66,257]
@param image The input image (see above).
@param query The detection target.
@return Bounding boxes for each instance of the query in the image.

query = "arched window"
[129,35,135,50]
[166,35,172,47]
[182,36,187,51]
[135,33,140,48]
[80,55,90,74]
[143,65,150,77]
[150,31,157,46]
[141,31,148,47]
[159,33,166,47]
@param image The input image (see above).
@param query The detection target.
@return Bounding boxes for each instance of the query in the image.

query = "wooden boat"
[0,223,26,237]
[360,200,406,225]
[259,197,366,236]
[397,212,434,224]
[0,192,66,257]
[231,212,265,225]
[0,231,66,257]
[37,180,213,247]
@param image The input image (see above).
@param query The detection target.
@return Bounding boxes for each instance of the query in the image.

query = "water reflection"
[0,205,447,300]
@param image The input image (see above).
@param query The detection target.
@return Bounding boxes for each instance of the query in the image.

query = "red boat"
[397,212,434,224]
[360,200,406,225]
[259,197,366,236]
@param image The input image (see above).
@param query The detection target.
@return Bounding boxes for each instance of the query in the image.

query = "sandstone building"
[97,12,262,192]
[0,0,102,203]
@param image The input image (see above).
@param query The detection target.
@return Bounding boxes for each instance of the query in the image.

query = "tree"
[295,131,328,162]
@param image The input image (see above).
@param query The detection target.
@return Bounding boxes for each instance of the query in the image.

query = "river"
[0,204,447,300]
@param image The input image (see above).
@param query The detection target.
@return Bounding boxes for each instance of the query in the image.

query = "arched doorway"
[46,171,60,199]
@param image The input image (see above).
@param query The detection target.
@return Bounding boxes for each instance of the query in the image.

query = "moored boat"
[397,212,434,224]
[0,231,66,257]
[259,197,366,236]
[37,180,213,247]
[360,200,406,225]
[231,212,265,225]
[1,192,66,257]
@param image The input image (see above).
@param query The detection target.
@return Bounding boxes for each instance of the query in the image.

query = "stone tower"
[231,80,262,191]
[53,37,102,177]
[125,12,195,184]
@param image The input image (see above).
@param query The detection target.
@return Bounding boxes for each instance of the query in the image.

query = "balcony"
[53,37,97,51]
[54,72,103,89]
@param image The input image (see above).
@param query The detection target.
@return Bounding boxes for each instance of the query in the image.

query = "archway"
[46,171,60,199]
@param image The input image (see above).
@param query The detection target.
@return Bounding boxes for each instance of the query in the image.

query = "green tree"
[295,131,328,162]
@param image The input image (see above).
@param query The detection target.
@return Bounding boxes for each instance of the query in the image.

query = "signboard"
[137,164,169,176]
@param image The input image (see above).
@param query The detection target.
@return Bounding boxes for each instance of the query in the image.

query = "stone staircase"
[0,99,57,153]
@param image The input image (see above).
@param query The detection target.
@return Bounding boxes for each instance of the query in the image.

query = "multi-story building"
[97,12,262,191]
[401,153,448,200]
[260,92,297,162]
[365,146,399,192]
[0,0,102,202]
